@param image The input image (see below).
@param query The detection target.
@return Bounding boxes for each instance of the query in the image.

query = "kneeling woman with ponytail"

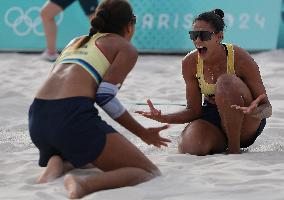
[28,0,171,198]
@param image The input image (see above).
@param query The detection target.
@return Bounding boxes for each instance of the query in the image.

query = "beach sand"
[0,51,283,199]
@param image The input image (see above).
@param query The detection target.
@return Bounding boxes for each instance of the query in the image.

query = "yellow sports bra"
[196,43,235,96]
[55,32,111,84]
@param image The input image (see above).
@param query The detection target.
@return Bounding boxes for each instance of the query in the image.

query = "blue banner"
[277,0,284,48]
[130,0,282,51]
[0,0,282,52]
[0,0,89,51]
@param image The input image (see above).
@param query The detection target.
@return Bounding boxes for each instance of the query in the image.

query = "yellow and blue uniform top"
[55,33,110,84]
[196,43,235,96]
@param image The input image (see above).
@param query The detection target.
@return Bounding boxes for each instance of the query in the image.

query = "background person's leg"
[40,0,75,61]
[40,1,62,61]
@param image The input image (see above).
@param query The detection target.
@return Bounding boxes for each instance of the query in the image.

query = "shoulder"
[232,44,254,65]
[122,40,138,57]
[183,49,197,63]
[182,50,198,73]
[98,33,138,64]
[182,49,198,81]
[67,36,85,47]
[119,40,138,66]
[231,44,259,76]
[108,34,138,58]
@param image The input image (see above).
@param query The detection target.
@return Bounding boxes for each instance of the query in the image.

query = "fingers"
[259,93,266,99]
[134,110,148,115]
[158,124,170,131]
[135,99,157,114]
[255,93,266,104]
[135,99,161,119]
[159,136,171,143]
[154,142,166,148]
[231,105,249,114]
[231,105,254,115]
[231,105,240,109]
[143,127,171,148]
[144,138,170,148]
[147,99,161,115]
[153,139,171,148]
[135,111,156,119]
[147,99,155,111]
[231,105,246,111]
[152,131,171,147]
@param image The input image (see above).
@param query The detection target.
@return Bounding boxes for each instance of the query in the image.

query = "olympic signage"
[0,0,282,52]
[0,0,89,51]
[130,0,282,51]
[4,6,63,36]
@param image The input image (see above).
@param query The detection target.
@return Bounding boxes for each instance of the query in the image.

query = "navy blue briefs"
[200,100,266,148]
[28,96,116,167]
[50,0,98,16]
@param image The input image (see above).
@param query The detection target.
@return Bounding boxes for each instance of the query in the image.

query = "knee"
[178,142,210,156]
[178,132,211,156]
[215,74,244,104]
[215,74,237,96]
[40,8,55,21]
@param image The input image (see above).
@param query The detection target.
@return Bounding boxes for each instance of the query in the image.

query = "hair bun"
[213,9,224,19]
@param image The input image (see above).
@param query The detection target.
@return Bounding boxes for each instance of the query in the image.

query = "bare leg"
[40,2,62,54]
[64,167,154,199]
[215,74,255,153]
[178,120,227,155]
[64,133,160,199]
[37,155,73,184]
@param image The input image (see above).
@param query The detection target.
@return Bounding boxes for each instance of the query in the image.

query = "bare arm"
[136,51,203,124]
[233,46,272,119]
[163,53,203,123]
[101,42,170,147]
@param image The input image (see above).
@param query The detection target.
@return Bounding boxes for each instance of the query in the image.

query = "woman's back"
[35,33,130,99]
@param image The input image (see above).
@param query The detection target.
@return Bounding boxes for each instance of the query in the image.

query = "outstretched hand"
[139,124,171,148]
[135,99,164,122]
[231,94,266,115]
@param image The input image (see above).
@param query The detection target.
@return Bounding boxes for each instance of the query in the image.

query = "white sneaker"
[40,50,59,62]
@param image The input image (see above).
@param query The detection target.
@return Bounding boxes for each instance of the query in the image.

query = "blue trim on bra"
[61,58,102,83]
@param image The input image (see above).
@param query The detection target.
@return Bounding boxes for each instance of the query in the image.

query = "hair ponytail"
[72,0,134,49]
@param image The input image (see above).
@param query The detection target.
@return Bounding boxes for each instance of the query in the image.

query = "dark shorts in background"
[200,100,266,148]
[28,96,116,168]
[50,0,98,15]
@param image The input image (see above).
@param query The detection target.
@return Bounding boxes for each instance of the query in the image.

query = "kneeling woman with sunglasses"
[136,9,272,155]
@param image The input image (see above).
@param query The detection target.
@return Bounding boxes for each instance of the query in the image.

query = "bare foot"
[36,155,64,184]
[64,175,86,199]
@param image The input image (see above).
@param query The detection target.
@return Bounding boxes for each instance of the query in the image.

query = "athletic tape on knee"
[95,82,126,119]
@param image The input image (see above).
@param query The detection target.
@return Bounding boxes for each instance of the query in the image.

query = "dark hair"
[193,9,225,33]
[73,0,135,49]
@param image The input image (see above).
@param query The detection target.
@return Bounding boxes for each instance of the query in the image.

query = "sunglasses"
[131,15,136,24]
[188,31,215,41]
